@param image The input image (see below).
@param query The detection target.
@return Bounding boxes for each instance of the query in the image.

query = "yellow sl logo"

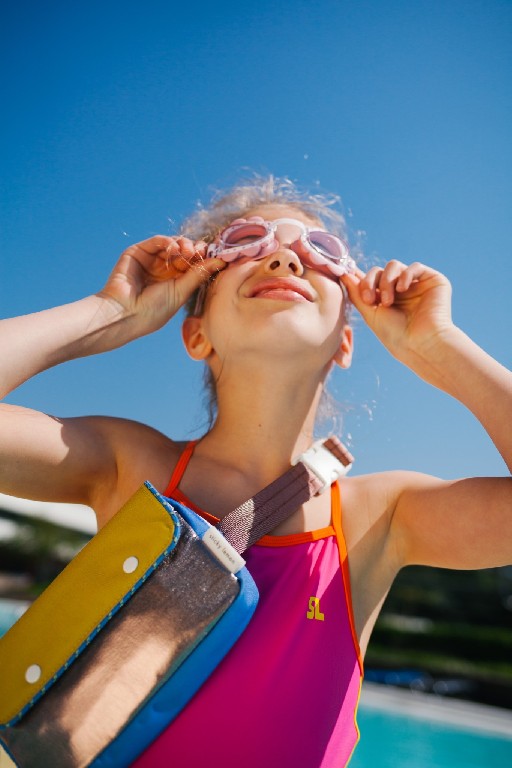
[306,596,325,621]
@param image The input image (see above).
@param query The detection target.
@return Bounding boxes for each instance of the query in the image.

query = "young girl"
[1,176,511,767]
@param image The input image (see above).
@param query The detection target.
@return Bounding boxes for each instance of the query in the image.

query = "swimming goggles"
[206,217,356,278]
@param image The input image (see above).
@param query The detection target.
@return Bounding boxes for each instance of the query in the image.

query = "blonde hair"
[180,173,348,243]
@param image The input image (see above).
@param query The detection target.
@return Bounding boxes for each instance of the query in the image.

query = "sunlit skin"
[184,206,353,417]
[0,202,510,658]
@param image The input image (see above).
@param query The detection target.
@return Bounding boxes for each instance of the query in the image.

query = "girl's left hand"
[340,261,454,368]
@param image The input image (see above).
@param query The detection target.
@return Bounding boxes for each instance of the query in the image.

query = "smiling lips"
[248,278,314,302]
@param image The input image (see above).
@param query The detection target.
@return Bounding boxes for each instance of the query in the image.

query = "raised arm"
[341,262,512,569]
[0,236,224,508]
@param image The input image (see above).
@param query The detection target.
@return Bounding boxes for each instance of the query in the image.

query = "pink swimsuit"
[133,442,363,768]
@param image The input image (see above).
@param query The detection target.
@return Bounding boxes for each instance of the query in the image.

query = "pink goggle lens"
[222,222,268,246]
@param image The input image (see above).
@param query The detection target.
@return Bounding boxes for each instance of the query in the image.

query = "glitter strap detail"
[218,436,353,553]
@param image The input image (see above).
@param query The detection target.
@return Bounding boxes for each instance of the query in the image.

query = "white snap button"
[25,664,42,684]
[123,556,139,574]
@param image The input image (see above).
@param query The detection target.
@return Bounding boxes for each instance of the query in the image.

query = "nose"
[263,246,304,276]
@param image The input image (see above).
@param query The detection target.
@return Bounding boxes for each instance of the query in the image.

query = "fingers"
[363,261,407,306]
[342,261,436,307]
[125,235,224,283]
[164,237,206,275]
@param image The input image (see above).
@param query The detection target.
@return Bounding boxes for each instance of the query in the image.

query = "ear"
[181,316,213,361]
[332,325,353,369]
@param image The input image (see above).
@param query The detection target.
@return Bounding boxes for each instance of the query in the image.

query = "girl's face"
[183,204,353,374]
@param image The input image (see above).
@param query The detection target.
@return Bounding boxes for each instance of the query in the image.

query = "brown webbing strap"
[218,436,354,554]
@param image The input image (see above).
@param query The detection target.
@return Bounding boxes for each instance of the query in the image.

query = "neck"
[197,360,330,482]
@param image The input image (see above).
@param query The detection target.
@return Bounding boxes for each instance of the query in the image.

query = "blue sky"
[1,0,511,481]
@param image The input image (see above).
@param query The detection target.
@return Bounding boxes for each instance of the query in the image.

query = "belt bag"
[0,438,353,768]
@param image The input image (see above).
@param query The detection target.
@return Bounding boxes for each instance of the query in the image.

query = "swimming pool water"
[0,599,28,636]
[351,705,512,768]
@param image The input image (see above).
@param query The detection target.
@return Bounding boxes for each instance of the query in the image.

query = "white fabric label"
[202,527,246,574]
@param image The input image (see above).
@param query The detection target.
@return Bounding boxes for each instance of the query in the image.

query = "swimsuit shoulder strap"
[163,440,198,497]
[331,480,363,672]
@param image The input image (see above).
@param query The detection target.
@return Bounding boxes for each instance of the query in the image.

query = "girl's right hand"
[98,235,225,337]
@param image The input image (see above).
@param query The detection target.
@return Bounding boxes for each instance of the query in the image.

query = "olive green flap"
[0,483,178,725]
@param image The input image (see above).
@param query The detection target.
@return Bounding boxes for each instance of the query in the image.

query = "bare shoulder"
[0,406,183,526]
[337,467,504,654]
[340,468,446,554]
[338,469,440,654]
[83,415,182,528]
[341,465,511,572]
[341,469,419,537]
